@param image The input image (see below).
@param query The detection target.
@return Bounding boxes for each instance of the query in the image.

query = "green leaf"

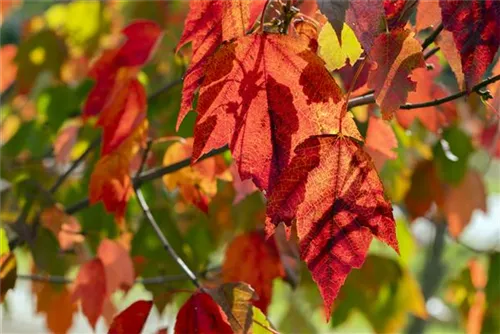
[31,227,69,276]
[37,85,79,132]
[433,126,474,185]
[14,29,67,94]
[251,306,275,334]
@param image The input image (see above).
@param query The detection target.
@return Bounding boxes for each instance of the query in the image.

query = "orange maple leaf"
[97,239,135,295]
[162,137,229,212]
[89,120,148,220]
[396,56,456,133]
[364,116,398,170]
[192,33,350,193]
[222,230,285,313]
[33,283,77,334]
[40,205,84,251]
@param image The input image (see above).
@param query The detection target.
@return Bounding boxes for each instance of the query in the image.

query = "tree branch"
[134,188,202,289]
[147,78,183,101]
[424,46,440,60]
[64,145,229,215]
[421,23,443,50]
[17,267,220,286]
[347,74,500,109]
[49,137,101,193]
[132,139,203,289]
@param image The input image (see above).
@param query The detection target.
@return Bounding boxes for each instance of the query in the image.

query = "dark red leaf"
[266,135,398,318]
[174,292,233,334]
[440,0,500,88]
[108,300,153,334]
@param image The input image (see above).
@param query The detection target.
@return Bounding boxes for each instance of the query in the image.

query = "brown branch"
[347,74,500,109]
[64,145,229,215]
[421,23,443,50]
[132,138,204,289]
[147,77,183,101]
[134,188,202,289]
[17,267,220,286]
[49,137,101,193]
[424,46,440,60]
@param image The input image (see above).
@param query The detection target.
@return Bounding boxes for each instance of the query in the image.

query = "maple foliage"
[266,134,399,317]
[108,300,153,334]
[364,116,398,170]
[97,239,135,295]
[222,230,285,313]
[440,0,500,88]
[162,137,229,212]
[368,29,426,119]
[191,33,347,192]
[174,291,233,334]
[2,1,500,333]
[72,258,107,329]
[318,0,385,52]
[32,283,76,334]
[175,0,266,129]
[395,56,456,133]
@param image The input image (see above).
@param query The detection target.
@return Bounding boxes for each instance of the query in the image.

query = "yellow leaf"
[318,22,362,71]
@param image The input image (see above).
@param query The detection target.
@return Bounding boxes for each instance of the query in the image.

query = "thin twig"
[17,267,220,286]
[424,46,440,60]
[347,74,500,109]
[65,145,229,214]
[421,23,443,50]
[135,138,153,179]
[134,188,201,289]
[49,137,101,193]
[147,78,183,101]
[133,134,203,288]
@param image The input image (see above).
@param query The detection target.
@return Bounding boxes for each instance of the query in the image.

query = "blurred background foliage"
[1,0,499,333]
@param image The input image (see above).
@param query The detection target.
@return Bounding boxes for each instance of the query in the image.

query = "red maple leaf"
[174,291,233,334]
[83,20,162,119]
[266,134,399,318]
[368,29,426,119]
[176,0,266,130]
[384,0,417,30]
[108,300,153,334]
[440,0,500,88]
[72,258,107,329]
[191,33,348,193]
[222,230,285,313]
